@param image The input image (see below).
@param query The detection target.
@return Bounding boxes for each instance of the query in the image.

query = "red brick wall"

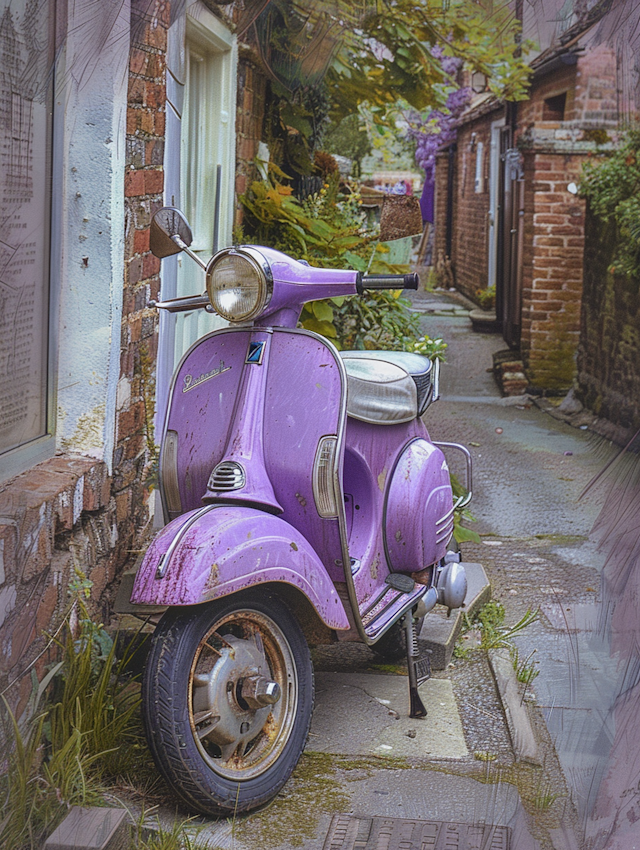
[450,116,494,301]
[519,151,587,389]
[235,50,268,227]
[434,150,450,271]
[118,0,169,553]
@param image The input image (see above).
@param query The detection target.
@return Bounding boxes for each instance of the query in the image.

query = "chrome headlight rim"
[205,246,273,323]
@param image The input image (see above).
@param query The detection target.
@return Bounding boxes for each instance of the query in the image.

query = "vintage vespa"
[131,207,472,816]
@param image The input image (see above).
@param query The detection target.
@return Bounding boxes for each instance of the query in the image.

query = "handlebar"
[149,294,212,313]
[356,273,419,294]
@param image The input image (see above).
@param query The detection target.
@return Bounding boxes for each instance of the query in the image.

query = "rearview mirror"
[150,207,194,258]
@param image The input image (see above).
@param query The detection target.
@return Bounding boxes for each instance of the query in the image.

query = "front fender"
[130,505,349,630]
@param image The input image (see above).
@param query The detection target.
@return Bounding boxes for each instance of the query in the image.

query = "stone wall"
[577,212,640,434]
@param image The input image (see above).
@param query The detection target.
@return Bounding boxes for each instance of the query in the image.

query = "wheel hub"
[192,633,281,762]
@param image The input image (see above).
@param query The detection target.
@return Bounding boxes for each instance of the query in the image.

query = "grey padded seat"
[340,351,433,424]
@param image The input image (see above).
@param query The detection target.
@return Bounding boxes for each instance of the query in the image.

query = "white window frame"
[156,2,237,428]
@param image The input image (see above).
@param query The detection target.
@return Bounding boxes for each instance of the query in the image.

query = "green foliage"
[475,285,496,310]
[132,814,217,850]
[323,113,373,176]
[0,575,146,850]
[327,0,533,122]
[450,474,480,544]
[511,646,539,686]
[459,601,539,653]
[0,699,105,850]
[580,128,640,280]
[240,167,442,353]
[239,166,374,266]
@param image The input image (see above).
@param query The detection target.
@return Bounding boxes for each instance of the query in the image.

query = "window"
[543,93,567,122]
[0,0,55,477]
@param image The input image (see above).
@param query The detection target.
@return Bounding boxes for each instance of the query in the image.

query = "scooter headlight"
[205,248,272,322]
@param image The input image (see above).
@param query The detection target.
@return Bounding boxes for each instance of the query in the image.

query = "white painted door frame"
[156,2,237,430]
[487,118,505,289]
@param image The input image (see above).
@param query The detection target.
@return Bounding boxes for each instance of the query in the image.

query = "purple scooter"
[131,207,472,817]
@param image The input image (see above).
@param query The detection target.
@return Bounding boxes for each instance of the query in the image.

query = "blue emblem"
[246,341,266,364]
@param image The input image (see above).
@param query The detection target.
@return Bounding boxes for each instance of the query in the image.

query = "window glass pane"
[0,0,53,454]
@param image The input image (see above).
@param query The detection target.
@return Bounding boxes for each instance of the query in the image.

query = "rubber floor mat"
[322,814,511,850]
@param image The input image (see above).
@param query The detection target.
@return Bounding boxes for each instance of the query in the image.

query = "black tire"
[142,589,314,816]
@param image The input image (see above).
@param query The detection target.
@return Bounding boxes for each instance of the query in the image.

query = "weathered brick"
[125,170,145,197]
[144,170,164,194]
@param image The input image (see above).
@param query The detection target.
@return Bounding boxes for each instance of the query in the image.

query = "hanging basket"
[379,194,423,242]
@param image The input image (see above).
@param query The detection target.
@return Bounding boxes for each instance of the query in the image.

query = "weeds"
[511,647,540,687]
[455,602,540,688]
[132,811,218,850]
[532,782,560,811]
[0,572,147,850]
[0,699,104,850]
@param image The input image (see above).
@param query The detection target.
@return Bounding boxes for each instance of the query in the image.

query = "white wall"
[53,0,131,472]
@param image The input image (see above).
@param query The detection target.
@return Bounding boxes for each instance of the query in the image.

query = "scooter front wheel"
[142,589,314,816]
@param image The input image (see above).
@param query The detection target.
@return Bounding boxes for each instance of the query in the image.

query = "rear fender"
[130,505,349,630]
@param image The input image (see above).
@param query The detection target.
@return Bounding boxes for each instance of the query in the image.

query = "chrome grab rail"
[432,440,473,508]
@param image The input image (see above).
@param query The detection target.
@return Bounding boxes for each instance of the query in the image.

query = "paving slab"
[44,807,129,850]
[309,672,468,759]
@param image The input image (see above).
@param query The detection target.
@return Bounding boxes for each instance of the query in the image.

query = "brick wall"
[577,212,640,433]
[118,0,169,559]
[434,149,450,271]
[450,115,494,301]
[519,151,587,389]
[0,459,115,712]
[235,48,268,227]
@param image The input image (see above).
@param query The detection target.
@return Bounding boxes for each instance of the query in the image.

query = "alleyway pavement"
[150,287,637,850]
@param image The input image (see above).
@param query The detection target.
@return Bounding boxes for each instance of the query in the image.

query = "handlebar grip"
[356,273,419,294]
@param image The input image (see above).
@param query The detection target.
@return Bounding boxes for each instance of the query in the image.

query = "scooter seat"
[340,351,433,424]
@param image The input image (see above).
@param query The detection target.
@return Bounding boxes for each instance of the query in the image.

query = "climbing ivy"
[580,128,640,280]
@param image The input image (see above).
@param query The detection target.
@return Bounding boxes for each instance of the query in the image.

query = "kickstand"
[404,613,427,718]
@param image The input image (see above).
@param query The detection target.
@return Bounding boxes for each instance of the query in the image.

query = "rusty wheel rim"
[188,609,298,781]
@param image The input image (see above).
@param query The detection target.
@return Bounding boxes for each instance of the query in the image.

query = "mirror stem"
[172,235,208,270]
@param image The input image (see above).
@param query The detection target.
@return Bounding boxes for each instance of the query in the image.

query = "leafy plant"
[475,285,496,311]
[132,812,217,850]
[327,0,533,124]
[459,601,538,652]
[0,575,146,850]
[240,166,440,352]
[580,127,640,280]
[511,646,539,687]
[450,473,481,544]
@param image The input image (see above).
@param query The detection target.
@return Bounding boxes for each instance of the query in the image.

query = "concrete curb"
[488,650,540,765]
[418,562,491,669]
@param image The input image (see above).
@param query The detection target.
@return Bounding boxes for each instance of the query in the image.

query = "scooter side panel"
[263,330,346,581]
[343,417,430,611]
[384,439,454,573]
[162,330,250,512]
[130,505,350,630]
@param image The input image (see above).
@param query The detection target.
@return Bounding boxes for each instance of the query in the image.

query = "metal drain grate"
[323,814,511,850]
